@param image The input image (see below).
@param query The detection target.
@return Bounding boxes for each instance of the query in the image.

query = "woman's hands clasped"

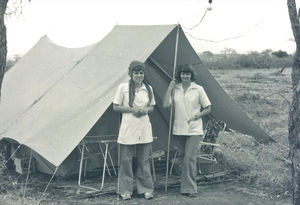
[132,107,148,117]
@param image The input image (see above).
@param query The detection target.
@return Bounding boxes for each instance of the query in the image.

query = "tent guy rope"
[22,149,32,201]
[182,3,211,31]
[37,166,59,205]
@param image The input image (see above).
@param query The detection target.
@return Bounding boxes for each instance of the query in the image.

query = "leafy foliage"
[271,50,289,58]
[199,49,293,70]
[5,55,21,72]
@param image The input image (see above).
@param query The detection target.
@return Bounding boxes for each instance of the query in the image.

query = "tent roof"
[0,25,177,166]
[0,24,273,169]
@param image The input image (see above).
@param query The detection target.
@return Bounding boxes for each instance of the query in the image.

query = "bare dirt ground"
[7,173,290,205]
[0,68,293,205]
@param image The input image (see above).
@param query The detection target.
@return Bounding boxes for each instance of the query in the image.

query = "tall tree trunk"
[287,0,300,204]
[0,0,8,101]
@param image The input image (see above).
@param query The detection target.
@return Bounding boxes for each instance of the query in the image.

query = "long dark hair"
[128,61,153,107]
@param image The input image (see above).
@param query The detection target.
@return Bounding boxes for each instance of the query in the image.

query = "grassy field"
[211,67,291,147]
[210,68,292,195]
[0,67,293,204]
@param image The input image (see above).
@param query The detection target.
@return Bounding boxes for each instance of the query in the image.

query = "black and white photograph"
[0,0,298,204]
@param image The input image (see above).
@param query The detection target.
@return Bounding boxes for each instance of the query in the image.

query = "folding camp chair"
[77,135,157,191]
[197,141,221,175]
[77,135,117,191]
[198,119,226,175]
[169,118,226,176]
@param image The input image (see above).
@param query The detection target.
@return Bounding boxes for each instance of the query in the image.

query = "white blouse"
[172,82,211,136]
[113,82,156,144]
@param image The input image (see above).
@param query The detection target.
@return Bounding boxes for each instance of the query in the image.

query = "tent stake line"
[37,166,59,205]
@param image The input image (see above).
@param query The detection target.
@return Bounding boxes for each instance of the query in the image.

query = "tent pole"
[117,114,121,201]
[117,143,120,201]
[165,24,180,192]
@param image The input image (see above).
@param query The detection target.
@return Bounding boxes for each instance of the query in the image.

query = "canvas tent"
[0,25,273,177]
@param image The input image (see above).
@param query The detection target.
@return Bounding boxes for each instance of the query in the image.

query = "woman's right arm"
[113,104,134,113]
[163,80,176,108]
[113,104,143,118]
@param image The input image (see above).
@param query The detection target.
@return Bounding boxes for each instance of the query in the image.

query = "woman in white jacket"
[163,64,211,197]
[113,61,155,200]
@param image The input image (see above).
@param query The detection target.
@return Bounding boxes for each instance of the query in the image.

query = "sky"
[5,0,297,58]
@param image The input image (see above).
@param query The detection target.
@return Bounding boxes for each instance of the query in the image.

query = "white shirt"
[113,82,156,144]
[172,82,211,136]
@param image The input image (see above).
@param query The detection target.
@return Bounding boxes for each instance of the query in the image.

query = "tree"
[220,47,237,56]
[201,51,214,58]
[271,50,289,58]
[0,0,8,101]
[287,1,300,204]
[261,49,273,56]
[0,0,29,101]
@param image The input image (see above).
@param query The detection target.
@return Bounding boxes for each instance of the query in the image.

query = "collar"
[175,82,198,91]
[134,83,147,91]
[140,83,147,91]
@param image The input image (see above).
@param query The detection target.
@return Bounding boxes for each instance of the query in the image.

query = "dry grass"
[210,68,292,196]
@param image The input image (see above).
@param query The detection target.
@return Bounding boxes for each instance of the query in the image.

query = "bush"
[199,50,293,70]
[0,146,41,204]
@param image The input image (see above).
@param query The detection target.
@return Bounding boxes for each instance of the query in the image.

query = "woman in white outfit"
[113,61,155,200]
[163,64,211,197]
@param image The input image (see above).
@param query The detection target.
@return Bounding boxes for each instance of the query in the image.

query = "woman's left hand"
[188,114,200,123]
[133,107,148,117]
[138,108,148,116]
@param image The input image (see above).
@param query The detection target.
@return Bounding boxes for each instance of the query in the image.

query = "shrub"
[199,50,293,70]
